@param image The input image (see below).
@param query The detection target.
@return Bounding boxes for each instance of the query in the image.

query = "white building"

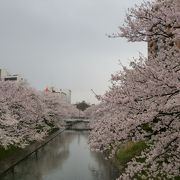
[62,89,71,104]
[45,86,71,104]
[0,68,25,82]
[0,69,9,81]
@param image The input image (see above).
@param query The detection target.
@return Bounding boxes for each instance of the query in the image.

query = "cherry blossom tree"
[0,81,79,149]
[41,92,82,126]
[89,0,180,179]
[115,0,180,46]
[41,92,67,129]
[0,81,49,148]
[84,105,97,119]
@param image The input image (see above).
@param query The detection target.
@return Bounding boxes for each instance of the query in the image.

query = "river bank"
[0,128,65,177]
[1,130,119,180]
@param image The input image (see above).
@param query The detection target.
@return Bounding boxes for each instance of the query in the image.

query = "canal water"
[2,131,119,180]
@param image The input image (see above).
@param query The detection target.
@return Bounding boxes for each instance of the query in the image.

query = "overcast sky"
[0,0,147,104]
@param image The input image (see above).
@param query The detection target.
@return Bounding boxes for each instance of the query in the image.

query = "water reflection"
[2,131,119,180]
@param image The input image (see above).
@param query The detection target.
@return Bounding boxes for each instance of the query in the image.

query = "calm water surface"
[2,131,119,180]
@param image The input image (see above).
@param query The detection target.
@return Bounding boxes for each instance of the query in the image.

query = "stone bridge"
[64,119,91,131]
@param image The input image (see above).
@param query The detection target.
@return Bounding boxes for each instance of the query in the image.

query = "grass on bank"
[0,145,21,161]
[116,140,147,165]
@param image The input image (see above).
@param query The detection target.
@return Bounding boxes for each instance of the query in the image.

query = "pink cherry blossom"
[89,0,180,179]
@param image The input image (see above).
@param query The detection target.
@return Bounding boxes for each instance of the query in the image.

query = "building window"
[4,77,17,81]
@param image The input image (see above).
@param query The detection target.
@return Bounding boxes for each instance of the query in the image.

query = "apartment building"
[0,68,25,82]
[45,86,71,104]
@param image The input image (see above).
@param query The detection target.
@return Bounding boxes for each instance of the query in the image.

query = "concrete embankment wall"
[0,128,65,176]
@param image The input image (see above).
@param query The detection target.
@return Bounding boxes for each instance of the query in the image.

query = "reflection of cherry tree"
[7,131,76,180]
[89,0,180,179]
[0,81,80,149]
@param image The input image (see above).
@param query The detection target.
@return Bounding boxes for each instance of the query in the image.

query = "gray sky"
[0,0,147,104]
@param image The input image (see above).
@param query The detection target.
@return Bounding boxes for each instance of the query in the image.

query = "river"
[2,130,119,180]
